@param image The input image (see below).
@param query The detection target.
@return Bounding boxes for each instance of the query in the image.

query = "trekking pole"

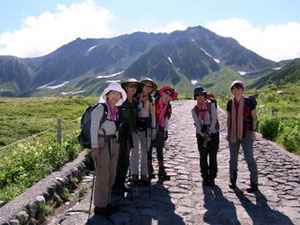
[146,128,151,197]
[87,159,97,224]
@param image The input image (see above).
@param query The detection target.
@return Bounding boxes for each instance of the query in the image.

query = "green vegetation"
[38,202,55,216]
[217,83,300,154]
[199,66,256,95]
[78,184,89,200]
[0,97,96,146]
[61,187,70,201]
[0,97,97,203]
[255,85,300,153]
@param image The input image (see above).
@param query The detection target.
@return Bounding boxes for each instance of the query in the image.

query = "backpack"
[193,101,220,130]
[154,91,172,119]
[78,103,108,149]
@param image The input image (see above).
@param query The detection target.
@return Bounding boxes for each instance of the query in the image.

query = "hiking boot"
[246,182,258,193]
[94,206,110,217]
[131,174,139,184]
[140,175,151,186]
[229,172,237,189]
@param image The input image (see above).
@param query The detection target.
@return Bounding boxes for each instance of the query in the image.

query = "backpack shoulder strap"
[99,103,108,127]
[206,102,212,112]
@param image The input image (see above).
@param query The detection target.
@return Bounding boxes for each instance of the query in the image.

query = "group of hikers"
[86,78,259,217]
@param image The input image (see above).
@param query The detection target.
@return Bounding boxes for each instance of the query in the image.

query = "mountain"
[0,25,281,97]
[0,56,34,96]
[249,58,300,89]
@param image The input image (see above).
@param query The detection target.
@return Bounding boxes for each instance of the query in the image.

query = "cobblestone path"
[59,100,300,225]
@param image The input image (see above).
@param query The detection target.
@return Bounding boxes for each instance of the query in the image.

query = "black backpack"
[78,103,108,149]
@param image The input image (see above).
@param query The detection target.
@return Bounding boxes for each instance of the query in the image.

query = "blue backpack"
[78,103,108,149]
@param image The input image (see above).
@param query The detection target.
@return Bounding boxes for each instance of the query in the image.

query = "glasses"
[164,91,173,97]
[143,83,153,88]
[128,84,138,89]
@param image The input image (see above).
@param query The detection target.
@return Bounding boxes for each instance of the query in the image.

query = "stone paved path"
[58,100,300,225]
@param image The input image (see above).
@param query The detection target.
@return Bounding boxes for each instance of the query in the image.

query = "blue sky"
[0,0,300,61]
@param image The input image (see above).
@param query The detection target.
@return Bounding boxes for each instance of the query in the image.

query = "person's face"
[125,83,138,95]
[162,90,172,103]
[196,93,206,103]
[231,86,243,98]
[143,86,152,95]
[107,91,121,105]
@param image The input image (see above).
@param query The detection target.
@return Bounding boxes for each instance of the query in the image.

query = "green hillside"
[249,58,300,89]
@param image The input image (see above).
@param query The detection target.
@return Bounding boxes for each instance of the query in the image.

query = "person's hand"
[92,148,101,159]
[251,132,256,142]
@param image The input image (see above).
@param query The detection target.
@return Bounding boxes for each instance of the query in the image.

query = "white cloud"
[204,18,300,61]
[150,21,188,33]
[135,21,188,34]
[0,0,115,57]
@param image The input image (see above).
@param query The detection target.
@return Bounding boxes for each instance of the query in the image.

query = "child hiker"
[192,86,219,186]
[227,80,259,193]
[148,86,178,180]
[131,78,157,185]
[90,82,126,216]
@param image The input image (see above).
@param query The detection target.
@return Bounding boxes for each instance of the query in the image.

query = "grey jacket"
[90,103,118,149]
[191,102,218,136]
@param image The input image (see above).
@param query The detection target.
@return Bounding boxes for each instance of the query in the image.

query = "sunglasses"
[164,90,173,97]
[143,83,153,88]
[128,84,138,89]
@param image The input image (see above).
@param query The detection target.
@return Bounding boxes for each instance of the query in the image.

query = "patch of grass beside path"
[0,97,97,146]
[216,84,300,154]
[0,97,98,203]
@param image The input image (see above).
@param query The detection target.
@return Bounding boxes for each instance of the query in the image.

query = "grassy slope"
[0,97,99,202]
[0,97,97,146]
[199,66,257,95]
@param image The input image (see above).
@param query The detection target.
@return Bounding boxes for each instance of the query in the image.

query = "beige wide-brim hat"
[141,77,158,93]
[121,78,140,89]
[98,82,127,106]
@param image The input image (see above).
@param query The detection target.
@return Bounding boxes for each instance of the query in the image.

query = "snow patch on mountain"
[37,81,56,90]
[200,48,220,64]
[96,71,124,79]
[87,45,97,53]
[272,67,282,70]
[238,71,247,75]
[46,81,69,89]
[167,57,173,64]
[213,58,220,63]
[61,90,85,95]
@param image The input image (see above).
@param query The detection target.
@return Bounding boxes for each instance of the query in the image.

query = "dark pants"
[148,132,165,162]
[197,132,219,180]
[114,134,130,188]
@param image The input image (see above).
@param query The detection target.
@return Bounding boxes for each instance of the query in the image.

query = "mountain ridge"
[0,25,290,97]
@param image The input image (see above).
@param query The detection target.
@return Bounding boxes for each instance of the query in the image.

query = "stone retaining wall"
[0,151,90,225]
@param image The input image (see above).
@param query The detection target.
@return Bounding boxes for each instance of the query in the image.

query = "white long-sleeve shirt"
[137,98,156,129]
[90,103,117,149]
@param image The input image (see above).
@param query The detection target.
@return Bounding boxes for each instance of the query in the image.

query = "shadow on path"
[234,188,295,225]
[203,185,241,225]
[88,180,185,225]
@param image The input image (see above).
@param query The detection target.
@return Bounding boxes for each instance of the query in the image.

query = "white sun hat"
[98,82,127,106]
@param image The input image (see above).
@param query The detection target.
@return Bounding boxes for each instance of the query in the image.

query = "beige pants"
[94,136,119,208]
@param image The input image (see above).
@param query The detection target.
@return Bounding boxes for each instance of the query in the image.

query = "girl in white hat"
[90,82,126,216]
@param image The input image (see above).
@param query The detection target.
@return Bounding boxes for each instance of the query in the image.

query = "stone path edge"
[0,150,90,225]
